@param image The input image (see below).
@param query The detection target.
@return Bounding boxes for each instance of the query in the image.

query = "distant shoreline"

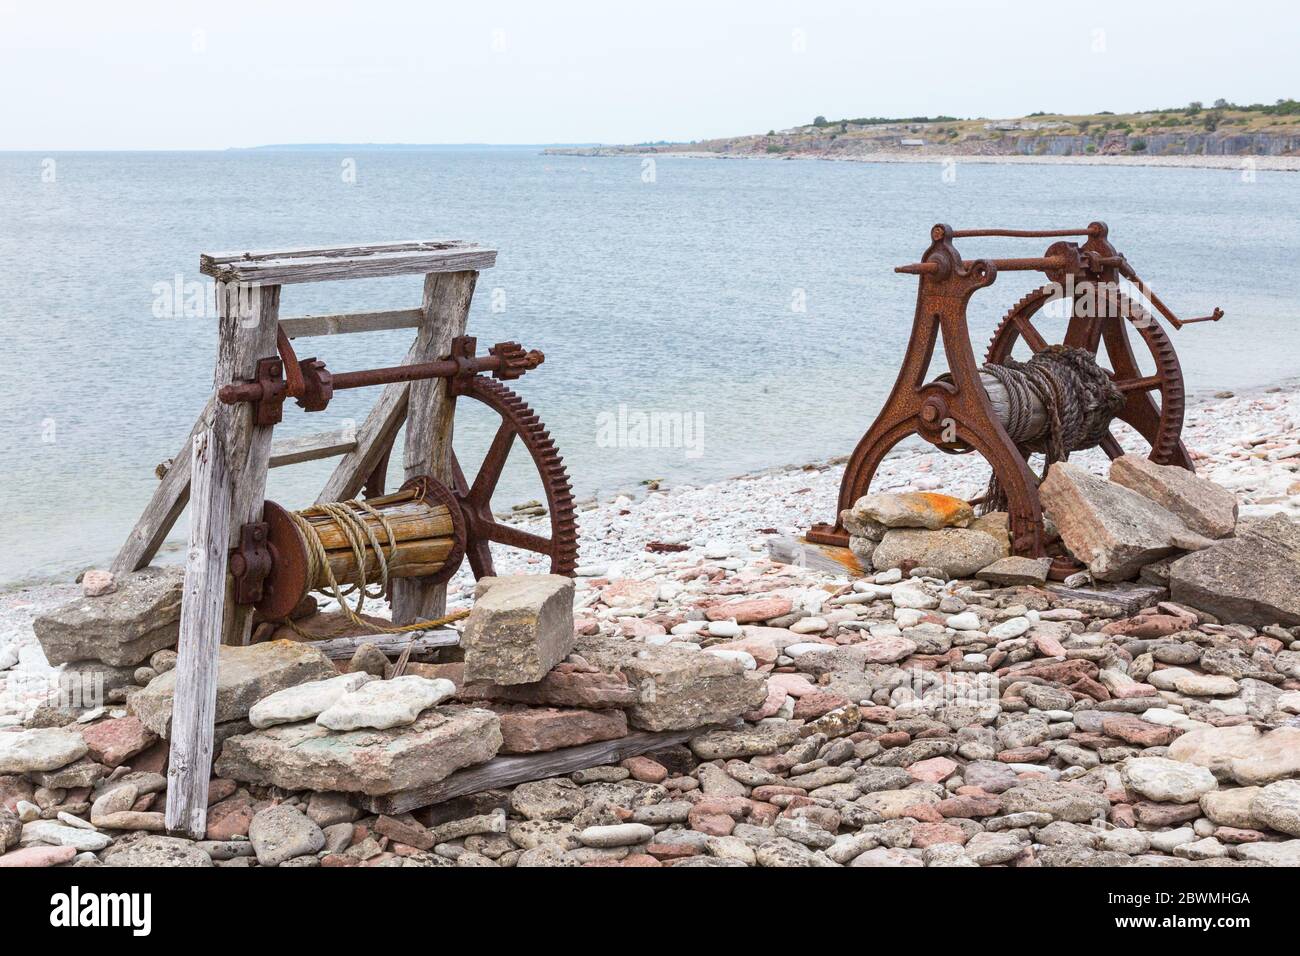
[545,147,1300,173]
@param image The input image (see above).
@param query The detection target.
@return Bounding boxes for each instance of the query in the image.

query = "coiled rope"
[980,345,1125,513]
[282,497,469,636]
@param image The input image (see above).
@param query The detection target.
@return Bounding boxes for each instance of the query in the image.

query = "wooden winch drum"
[925,372,1050,454]
[255,476,466,619]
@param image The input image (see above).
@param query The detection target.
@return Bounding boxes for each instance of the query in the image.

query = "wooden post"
[391,270,478,624]
[213,281,282,645]
[165,427,229,839]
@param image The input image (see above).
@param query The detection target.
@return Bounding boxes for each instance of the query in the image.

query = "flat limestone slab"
[215,706,502,796]
[34,567,183,666]
[128,640,337,738]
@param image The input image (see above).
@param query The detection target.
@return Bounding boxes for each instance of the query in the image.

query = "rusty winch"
[219,332,578,616]
[808,222,1223,571]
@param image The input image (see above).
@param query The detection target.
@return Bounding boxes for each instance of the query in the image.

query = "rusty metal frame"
[808,222,1221,560]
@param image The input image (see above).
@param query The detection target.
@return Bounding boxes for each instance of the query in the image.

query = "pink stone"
[80,716,157,769]
[0,845,77,867]
[601,579,660,609]
[621,756,668,784]
[908,756,959,784]
[768,673,818,697]
[909,822,969,848]
[743,683,788,721]
[705,596,793,624]
[81,569,117,597]
[792,692,851,720]
[1031,632,1067,658]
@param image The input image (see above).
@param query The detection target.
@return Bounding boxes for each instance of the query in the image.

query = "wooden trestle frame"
[112,240,495,837]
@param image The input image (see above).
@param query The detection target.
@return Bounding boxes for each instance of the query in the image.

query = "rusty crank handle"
[1113,262,1225,330]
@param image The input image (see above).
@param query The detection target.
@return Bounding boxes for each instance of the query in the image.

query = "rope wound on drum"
[981,345,1125,513]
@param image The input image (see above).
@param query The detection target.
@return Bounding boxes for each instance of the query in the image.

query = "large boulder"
[128,640,337,738]
[215,706,502,796]
[1039,462,1206,581]
[1168,515,1300,627]
[462,575,575,685]
[1109,454,1238,538]
[33,567,183,666]
[842,492,974,534]
[576,638,767,732]
[872,528,1006,578]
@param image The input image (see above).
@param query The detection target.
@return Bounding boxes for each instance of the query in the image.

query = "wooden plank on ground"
[306,629,460,661]
[767,535,866,577]
[1045,581,1167,616]
[279,308,424,339]
[164,428,229,839]
[200,240,496,285]
[354,729,697,816]
[391,270,478,625]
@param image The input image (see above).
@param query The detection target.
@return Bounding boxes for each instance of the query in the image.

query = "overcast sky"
[0,0,1293,150]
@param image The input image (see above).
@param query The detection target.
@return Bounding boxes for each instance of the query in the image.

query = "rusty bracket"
[219,334,543,417]
[229,521,272,605]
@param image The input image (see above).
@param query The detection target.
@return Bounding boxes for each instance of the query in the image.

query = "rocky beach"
[3,383,1300,869]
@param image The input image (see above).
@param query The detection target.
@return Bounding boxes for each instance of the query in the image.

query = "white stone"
[946,612,981,631]
[789,617,828,634]
[890,583,938,610]
[988,617,1031,640]
[1148,827,1197,853]
[21,820,111,852]
[704,648,757,670]
[315,676,456,731]
[248,672,376,729]
[1121,757,1218,803]
[783,643,834,658]
[0,727,88,774]
[706,620,742,638]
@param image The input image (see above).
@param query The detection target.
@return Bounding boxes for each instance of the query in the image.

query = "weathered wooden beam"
[391,270,478,625]
[200,240,496,286]
[279,308,424,339]
[353,729,698,816]
[305,629,460,661]
[766,535,866,577]
[165,428,229,839]
[155,427,358,479]
[213,282,283,646]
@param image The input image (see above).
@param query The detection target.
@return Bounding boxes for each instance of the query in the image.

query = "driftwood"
[353,729,698,816]
[766,534,866,576]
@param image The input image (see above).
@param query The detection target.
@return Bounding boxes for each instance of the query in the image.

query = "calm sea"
[2,147,1298,585]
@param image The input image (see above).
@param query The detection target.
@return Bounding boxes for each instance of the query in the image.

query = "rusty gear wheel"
[448,376,579,578]
[985,285,1192,470]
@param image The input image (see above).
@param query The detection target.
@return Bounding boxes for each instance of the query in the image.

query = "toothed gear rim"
[985,284,1188,468]
[451,375,579,577]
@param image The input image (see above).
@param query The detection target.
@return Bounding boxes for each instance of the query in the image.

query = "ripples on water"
[1,147,1297,584]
